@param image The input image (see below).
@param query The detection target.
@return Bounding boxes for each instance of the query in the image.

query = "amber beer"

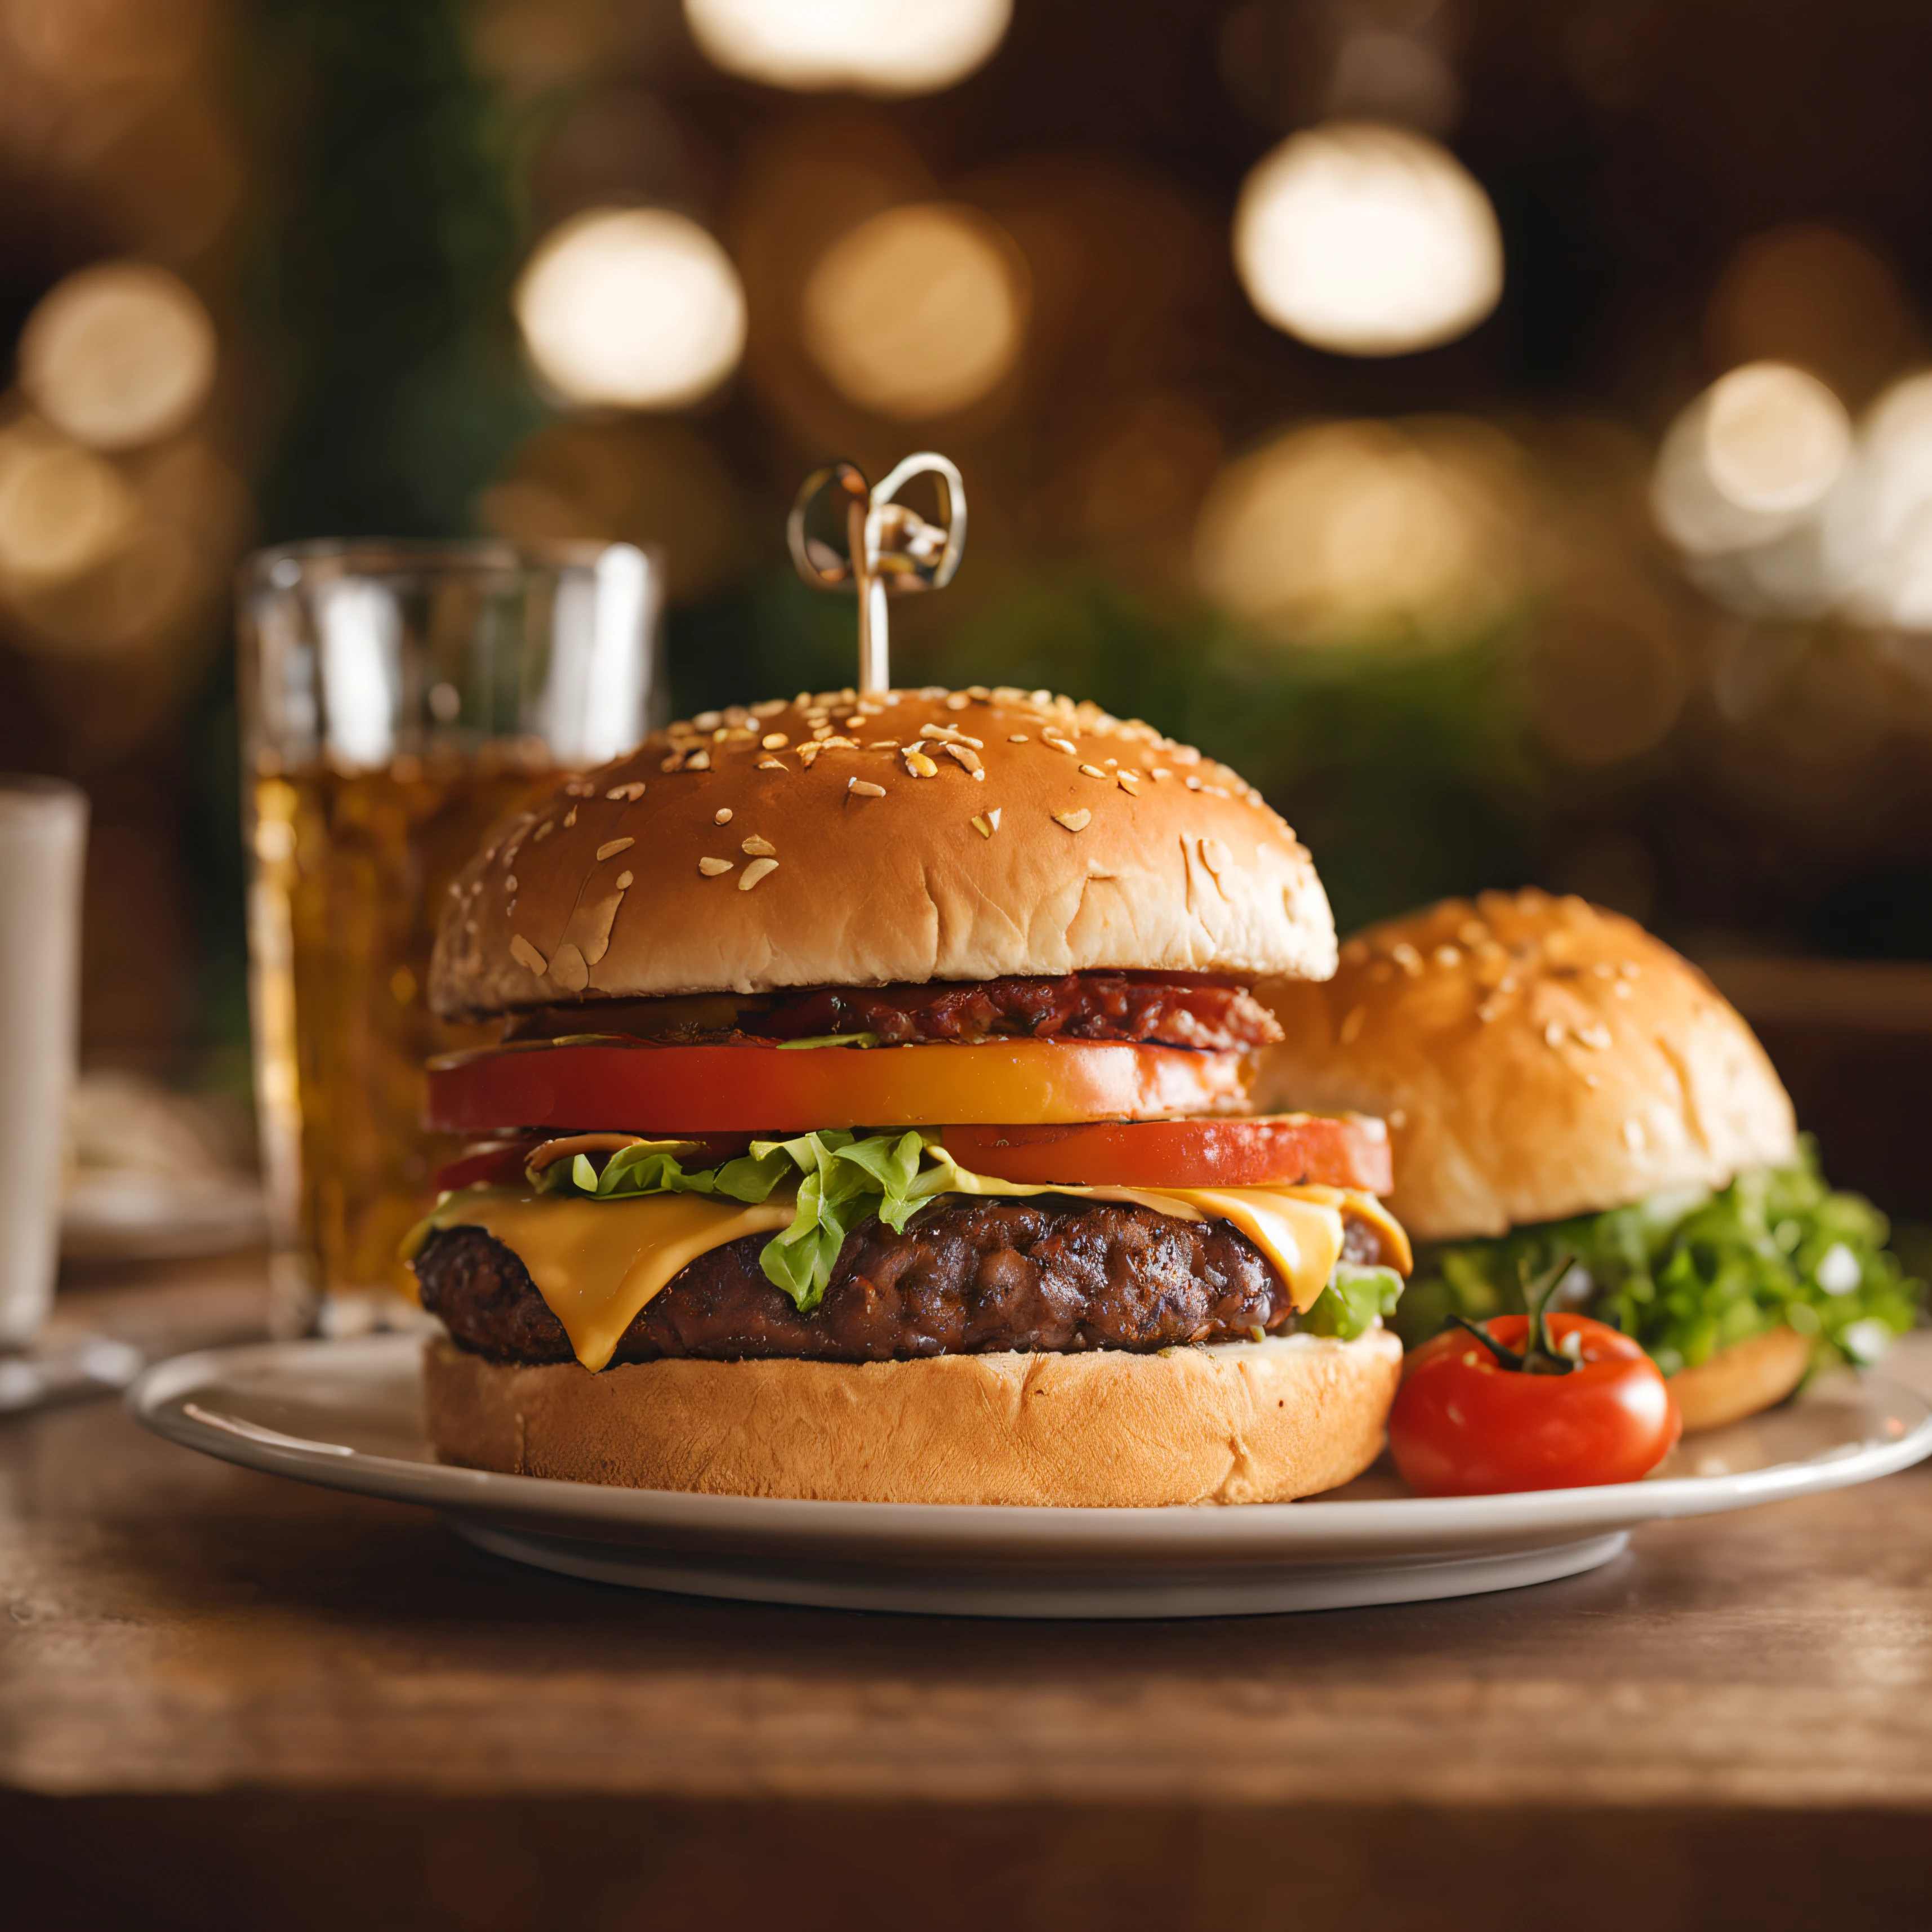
[248,750,558,1328]
[238,538,661,1335]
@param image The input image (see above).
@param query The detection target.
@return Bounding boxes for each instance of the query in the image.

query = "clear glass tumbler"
[237,540,664,1337]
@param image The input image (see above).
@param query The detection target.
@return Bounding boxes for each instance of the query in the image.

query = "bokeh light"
[0,417,135,581]
[514,207,747,411]
[1192,417,1525,648]
[1826,372,1932,629]
[684,0,1010,97]
[1703,363,1849,515]
[1653,364,1848,555]
[800,202,1026,419]
[17,261,216,451]
[1231,122,1502,357]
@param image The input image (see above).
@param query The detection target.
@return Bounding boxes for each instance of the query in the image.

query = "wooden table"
[3,1261,1930,1930]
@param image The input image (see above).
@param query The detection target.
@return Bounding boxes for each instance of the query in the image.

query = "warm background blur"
[3,0,1929,1230]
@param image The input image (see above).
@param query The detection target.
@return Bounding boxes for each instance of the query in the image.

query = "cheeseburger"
[406,687,1412,1506]
[1258,889,1921,1432]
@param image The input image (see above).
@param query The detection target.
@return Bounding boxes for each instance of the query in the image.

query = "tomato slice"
[1388,1314,1682,1497]
[939,1115,1391,1193]
[424,1039,1251,1136]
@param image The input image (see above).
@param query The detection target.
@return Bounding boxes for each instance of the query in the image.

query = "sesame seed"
[1044,734,1079,757]
[1433,945,1461,967]
[616,871,633,889]
[751,698,787,718]
[1544,1022,1564,1047]
[1613,981,1632,999]
[988,807,1002,830]
[1576,1023,1613,1050]
[563,806,578,828]
[796,744,822,768]
[1079,763,1107,779]
[1151,769,1172,781]
[509,935,547,975]
[739,857,778,891]
[848,778,886,798]
[661,754,684,773]
[698,857,734,876]
[1184,775,1203,790]
[684,750,710,771]
[1053,808,1092,832]
[693,711,722,731]
[533,822,554,842]
[812,725,834,741]
[868,738,901,750]
[945,693,969,710]
[714,808,733,825]
[757,757,787,771]
[1339,1005,1367,1045]
[605,781,644,801]
[762,733,789,750]
[1009,733,1030,742]
[971,814,992,839]
[943,743,982,773]
[819,735,860,750]
[741,834,776,857]
[1623,1119,1646,1150]
[596,836,635,861]
[504,876,518,893]
[903,749,940,778]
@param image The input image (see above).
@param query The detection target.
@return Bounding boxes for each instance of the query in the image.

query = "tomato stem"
[1448,1253,1579,1376]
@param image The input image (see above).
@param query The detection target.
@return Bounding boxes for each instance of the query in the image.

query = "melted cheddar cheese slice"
[414,1179,1410,1373]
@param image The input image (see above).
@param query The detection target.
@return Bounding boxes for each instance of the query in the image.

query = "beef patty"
[415,1196,1392,1366]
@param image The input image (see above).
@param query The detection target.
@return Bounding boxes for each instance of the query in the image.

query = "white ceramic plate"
[130,1334,1932,1619]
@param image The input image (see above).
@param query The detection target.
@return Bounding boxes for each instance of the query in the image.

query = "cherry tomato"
[424,1039,1250,1136]
[1389,1314,1682,1497]
[939,1114,1392,1193]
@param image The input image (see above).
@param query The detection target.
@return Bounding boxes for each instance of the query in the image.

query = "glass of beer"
[237,540,663,1337]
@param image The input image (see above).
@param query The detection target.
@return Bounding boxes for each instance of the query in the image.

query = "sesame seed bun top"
[428,685,1337,1020]
[1252,889,1798,1241]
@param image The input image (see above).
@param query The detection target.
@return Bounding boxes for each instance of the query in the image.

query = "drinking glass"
[0,777,87,1348]
[238,540,663,1337]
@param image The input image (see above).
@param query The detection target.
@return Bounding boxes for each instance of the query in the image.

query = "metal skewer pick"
[787,453,966,695]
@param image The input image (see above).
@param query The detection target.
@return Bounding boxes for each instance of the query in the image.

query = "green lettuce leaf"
[535,1127,958,1312]
[1304,1263,1405,1341]
[1400,1138,1923,1375]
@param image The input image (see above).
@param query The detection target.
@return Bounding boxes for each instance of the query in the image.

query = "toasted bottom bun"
[1669,1324,1814,1434]
[424,1328,1403,1507]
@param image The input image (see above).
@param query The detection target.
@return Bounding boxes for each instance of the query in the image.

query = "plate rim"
[127,1332,1932,1557]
